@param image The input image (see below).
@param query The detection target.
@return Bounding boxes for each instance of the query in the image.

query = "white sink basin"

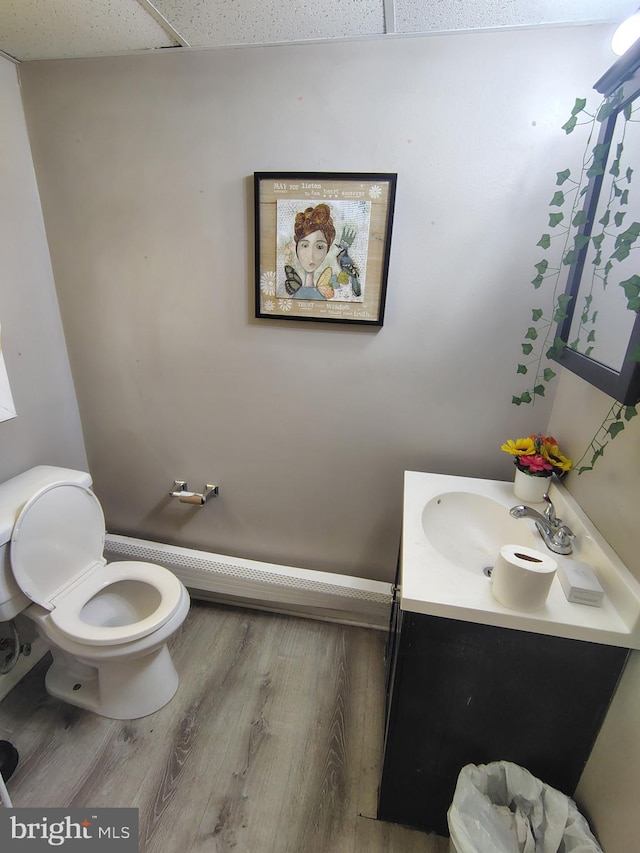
[402,471,640,648]
[422,492,537,574]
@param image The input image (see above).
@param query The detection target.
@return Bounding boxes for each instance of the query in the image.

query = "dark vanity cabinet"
[378,592,629,836]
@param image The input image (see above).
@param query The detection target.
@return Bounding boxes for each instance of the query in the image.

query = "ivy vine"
[512,92,639,473]
[573,400,637,474]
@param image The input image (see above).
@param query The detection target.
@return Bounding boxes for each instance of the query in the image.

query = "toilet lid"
[11,482,105,610]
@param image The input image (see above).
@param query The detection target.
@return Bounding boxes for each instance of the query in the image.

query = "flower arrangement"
[501,434,572,478]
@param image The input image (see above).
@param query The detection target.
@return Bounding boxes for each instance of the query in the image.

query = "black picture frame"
[551,41,640,405]
[254,172,396,326]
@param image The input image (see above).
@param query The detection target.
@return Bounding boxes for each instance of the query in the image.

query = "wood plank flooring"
[0,600,448,852]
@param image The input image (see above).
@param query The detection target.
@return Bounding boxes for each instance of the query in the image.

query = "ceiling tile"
[0,0,637,62]
[395,0,638,34]
[0,0,178,61]
[153,0,385,48]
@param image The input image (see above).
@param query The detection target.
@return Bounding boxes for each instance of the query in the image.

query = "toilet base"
[45,644,180,720]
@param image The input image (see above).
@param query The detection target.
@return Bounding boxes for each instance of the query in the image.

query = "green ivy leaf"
[574,234,590,252]
[608,421,625,439]
[571,97,587,116]
[558,294,573,310]
[533,384,546,396]
[597,91,623,121]
[624,406,638,421]
[525,327,538,341]
[549,212,564,227]
[563,249,576,265]
[627,167,633,183]
[521,343,533,355]
[609,158,620,177]
[591,233,604,249]
[620,275,640,311]
[546,337,566,359]
[614,211,626,227]
[550,191,565,206]
[621,189,629,205]
[572,210,588,227]
[531,274,544,288]
[556,169,571,185]
[517,364,528,374]
[587,330,596,342]
[534,260,549,275]
[619,222,640,242]
[599,209,610,227]
[562,115,577,134]
[553,306,569,322]
[543,368,556,382]
[512,391,532,406]
[537,234,551,249]
[612,244,630,262]
[532,308,543,321]
[588,144,609,176]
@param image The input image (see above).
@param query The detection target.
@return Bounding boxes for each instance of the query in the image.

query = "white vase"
[513,468,551,503]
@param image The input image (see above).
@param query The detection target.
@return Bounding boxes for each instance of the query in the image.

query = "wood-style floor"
[0,600,448,852]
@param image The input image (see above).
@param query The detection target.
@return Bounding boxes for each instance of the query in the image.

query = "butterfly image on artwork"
[284,265,302,296]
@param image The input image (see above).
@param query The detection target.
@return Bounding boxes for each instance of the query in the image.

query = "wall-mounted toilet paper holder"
[170,480,219,506]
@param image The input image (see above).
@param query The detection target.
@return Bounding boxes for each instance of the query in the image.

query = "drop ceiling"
[0,0,636,62]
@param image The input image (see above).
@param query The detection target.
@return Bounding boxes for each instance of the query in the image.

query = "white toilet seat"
[49,560,185,646]
[11,481,185,647]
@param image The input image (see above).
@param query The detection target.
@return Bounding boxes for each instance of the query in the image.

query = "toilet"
[0,466,190,719]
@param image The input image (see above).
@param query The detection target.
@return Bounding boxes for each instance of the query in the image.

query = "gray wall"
[18,26,614,582]
[5,25,640,852]
[0,57,86,483]
[549,372,640,853]
[0,56,86,695]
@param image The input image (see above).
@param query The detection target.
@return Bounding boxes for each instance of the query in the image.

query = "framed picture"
[254,172,397,326]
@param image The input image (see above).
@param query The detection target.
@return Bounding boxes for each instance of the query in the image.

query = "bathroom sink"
[421,492,537,574]
[401,471,640,648]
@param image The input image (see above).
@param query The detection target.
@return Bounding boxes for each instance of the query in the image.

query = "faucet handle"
[554,525,575,549]
[542,493,561,525]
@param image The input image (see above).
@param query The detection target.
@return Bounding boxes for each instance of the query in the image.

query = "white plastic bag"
[447,761,603,853]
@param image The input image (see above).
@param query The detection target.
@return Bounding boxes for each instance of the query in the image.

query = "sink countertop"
[401,471,640,649]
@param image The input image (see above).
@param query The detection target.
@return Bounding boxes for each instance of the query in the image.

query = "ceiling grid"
[0,0,636,61]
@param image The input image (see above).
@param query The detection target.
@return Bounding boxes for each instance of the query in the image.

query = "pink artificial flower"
[519,454,553,473]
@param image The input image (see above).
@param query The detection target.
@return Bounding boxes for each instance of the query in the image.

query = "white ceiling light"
[611,7,640,55]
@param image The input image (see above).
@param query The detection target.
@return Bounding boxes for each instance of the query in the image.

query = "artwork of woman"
[285,203,336,300]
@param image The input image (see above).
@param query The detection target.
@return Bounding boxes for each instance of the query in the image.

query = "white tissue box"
[557,560,604,607]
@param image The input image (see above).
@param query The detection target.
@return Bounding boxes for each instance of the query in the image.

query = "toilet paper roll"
[491,544,557,611]
[178,492,205,505]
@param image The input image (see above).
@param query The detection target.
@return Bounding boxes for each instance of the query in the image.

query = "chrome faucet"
[509,493,575,555]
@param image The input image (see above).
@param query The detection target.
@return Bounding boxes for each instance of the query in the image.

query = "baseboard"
[105,534,393,630]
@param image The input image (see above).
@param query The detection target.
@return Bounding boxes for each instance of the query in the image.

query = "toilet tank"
[0,466,92,621]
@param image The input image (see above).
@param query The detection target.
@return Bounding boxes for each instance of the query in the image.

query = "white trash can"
[447,761,603,853]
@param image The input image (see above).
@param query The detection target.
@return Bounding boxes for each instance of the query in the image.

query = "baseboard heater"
[104,534,393,630]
